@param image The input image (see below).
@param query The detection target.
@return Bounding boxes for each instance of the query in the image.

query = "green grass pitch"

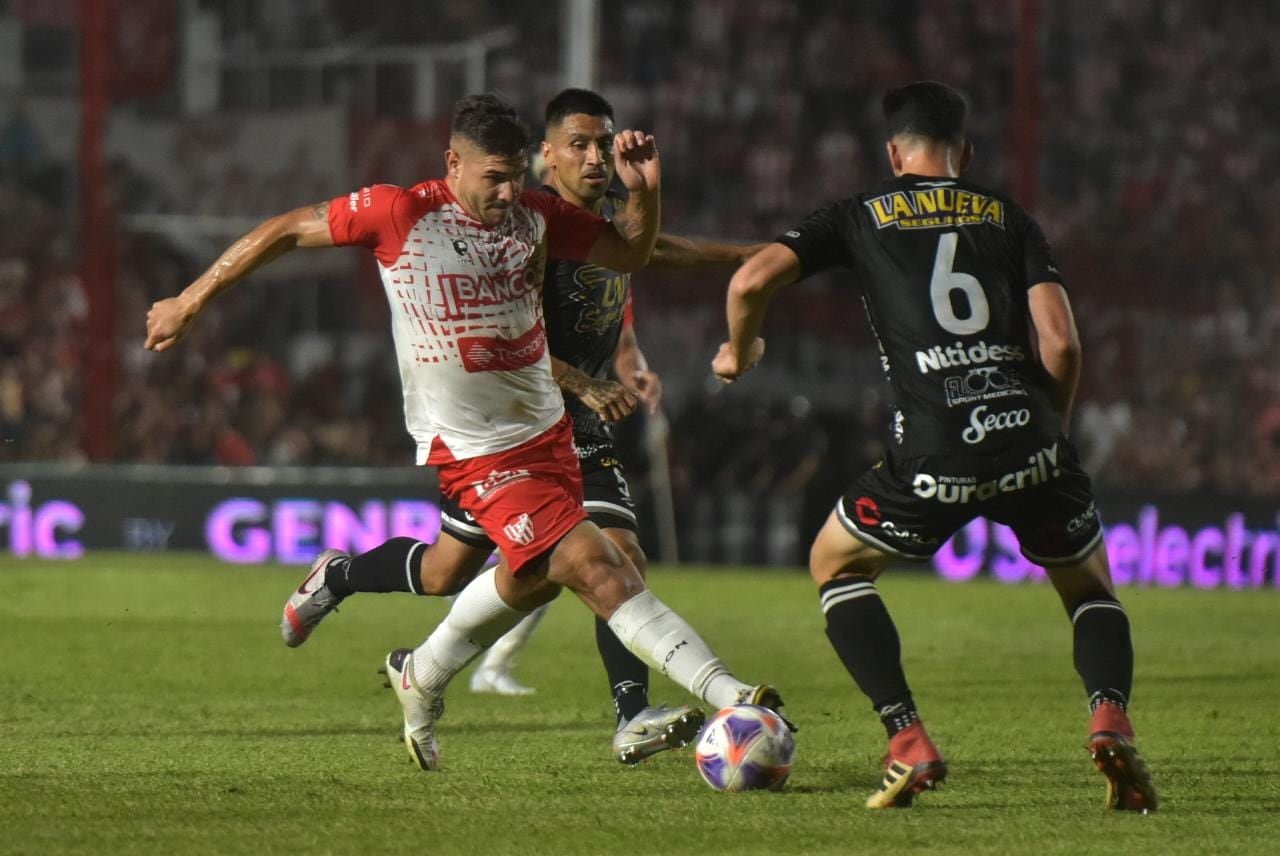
[2,555,1278,854]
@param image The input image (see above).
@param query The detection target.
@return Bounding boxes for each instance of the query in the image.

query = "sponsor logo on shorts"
[912,443,1062,504]
[961,405,1031,445]
[503,513,536,546]
[471,468,532,502]
[1067,501,1098,534]
[854,496,882,526]
[459,322,547,372]
[880,520,937,548]
[849,496,936,548]
[944,367,1027,407]
[916,340,1025,375]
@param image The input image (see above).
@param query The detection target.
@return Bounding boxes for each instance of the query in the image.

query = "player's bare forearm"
[1041,344,1081,434]
[614,325,662,413]
[186,203,332,311]
[554,358,637,422]
[589,130,661,272]
[612,326,647,380]
[608,189,661,272]
[648,234,767,270]
[728,246,801,352]
[145,203,334,352]
[1027,282,1081,435]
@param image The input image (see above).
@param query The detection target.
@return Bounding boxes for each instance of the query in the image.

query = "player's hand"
[630,369,663,415]
[711,338,766,383]
[613,130,660,194]
[561,372,638,422]
[145,295,200,352]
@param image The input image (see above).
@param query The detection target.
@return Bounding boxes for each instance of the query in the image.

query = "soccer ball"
[694,704,795,792]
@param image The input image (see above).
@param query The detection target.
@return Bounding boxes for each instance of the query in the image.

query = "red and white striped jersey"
[327,179,606,462]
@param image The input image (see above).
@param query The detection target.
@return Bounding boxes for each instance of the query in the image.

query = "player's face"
[447,139,528,227]
[542,113,615,206]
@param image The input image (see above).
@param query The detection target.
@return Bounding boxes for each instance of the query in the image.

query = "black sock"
[820,576,918,738]
[1070,597,1133,711]
[595,616,649,724]
[326,536,427,599]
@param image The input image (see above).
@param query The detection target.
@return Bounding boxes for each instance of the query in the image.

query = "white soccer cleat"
[613,705,707,765]
[280,548,347,647]
[379,648,445,771]
[470,666,536,696]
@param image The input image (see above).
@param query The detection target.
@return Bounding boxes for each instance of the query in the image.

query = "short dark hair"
[451,93,531,157]
[544,88,615,130]
[882,81,967,145]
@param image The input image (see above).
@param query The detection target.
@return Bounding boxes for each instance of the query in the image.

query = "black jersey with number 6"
[776,174,1065,458]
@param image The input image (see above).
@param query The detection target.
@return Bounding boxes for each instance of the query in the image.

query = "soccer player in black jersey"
[441,89,763,763]
[713,81,1157,811]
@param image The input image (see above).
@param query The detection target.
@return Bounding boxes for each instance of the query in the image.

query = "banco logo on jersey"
[912,442,1061,504]
[962,405,1031,445]
[503,513,536,546]
[944,367,1026,407]
[458,322,547,372]
[916,340,1025,375]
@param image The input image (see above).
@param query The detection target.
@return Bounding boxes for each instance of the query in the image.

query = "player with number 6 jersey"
[712,81,1155,812]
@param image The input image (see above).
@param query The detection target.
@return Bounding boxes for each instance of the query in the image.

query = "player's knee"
[613,536,647,578]
[808,538,888,587]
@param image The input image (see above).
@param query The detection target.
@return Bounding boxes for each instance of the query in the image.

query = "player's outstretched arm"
[712,242,805,382]
[144,202,335,352]
[647,234,767,271]
[587,130,660,273]
[551,355,638,423]
[1028,282,1082,435]
[613,324,662,415]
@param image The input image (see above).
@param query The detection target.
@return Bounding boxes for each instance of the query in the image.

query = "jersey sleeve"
[522,191,607,261]
[1021,213,1066,290]
[774,202,855,277]
[327,184,410,267]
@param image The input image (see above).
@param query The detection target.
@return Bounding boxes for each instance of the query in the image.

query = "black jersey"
[539,185,630,452]
[776,175,1065,458]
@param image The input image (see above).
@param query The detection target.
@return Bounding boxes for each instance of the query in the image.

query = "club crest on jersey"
[503,513,536,546]
[864,187,1005,231]
[452,239,470,256]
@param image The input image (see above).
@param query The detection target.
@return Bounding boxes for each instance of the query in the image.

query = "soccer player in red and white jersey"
[145,94,789,772]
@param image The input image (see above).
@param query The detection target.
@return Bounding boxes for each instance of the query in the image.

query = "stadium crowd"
[2,0,1277,512]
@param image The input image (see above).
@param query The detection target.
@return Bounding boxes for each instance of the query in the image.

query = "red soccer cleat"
[1087,702,1159,813]
[866,720,948,808]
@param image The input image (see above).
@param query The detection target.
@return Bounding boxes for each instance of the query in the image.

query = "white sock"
[607,590,751,709]
[412,568,529,692]
[479,603,550,672]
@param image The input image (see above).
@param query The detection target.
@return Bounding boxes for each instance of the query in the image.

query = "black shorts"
[439,446,638,549]
[835,437,1103,566]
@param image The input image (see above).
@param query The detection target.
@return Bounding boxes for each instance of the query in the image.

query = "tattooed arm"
[551,356,638,422]
[145,202,335,352]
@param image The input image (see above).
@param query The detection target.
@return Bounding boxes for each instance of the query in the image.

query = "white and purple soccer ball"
[694,704,795,792]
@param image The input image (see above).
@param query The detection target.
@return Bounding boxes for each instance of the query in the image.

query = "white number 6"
[930,232,989,335]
